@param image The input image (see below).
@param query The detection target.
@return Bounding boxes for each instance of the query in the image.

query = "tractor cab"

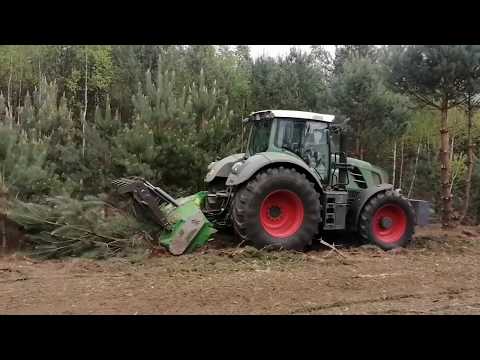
[243,110,388,190]
[244,110,339,186]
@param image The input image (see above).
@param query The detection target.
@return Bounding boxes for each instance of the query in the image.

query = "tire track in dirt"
[288,287,480,314]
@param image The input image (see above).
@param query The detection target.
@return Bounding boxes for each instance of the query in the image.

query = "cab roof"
[244,110,335,123]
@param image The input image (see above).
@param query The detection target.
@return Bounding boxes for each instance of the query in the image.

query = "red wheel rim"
[260,190,304,238]
[372,204,407,244]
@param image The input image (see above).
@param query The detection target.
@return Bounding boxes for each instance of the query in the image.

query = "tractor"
[114,109,429,255]
[202,109,426,251]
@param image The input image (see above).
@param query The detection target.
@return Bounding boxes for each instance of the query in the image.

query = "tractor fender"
[225,152,323,190]
[349,183,394,230]
[205,153,245,183]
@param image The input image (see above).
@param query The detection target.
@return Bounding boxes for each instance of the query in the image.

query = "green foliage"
[329,56,411,160]
[39,45,115,110]
[1,44,480,234]
[388,45,480,108]
[7,195,155,259]
[0,123,59,199]
[0,46,43,102]
[113,120,156,179]
[113,60,239,194]
[333,45,378,74]
[251,48,329,112]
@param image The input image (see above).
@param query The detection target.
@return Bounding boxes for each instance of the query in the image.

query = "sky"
[248,45,336,59]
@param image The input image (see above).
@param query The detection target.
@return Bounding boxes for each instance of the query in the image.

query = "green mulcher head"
[111,177,216,255]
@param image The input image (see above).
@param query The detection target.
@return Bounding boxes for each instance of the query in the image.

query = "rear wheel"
[359,190,415,250]
[232,167,321,251]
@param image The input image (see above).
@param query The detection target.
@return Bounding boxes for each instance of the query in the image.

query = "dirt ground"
[1,224,480,315]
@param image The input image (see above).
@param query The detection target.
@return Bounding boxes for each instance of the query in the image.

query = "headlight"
[231,161,244,174]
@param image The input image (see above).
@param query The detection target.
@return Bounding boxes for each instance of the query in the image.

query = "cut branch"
[319,238,348,258]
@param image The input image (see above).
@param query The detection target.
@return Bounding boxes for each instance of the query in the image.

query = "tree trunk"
[439,103,453,228]
[18,72,22,108]
[399,137,404,190]
[7,56,13,129]
[461,104,475,224]
[82,48,88,159]
[408,143,421,198]
[392,141,397,188]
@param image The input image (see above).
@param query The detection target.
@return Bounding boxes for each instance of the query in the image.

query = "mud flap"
[169,210,206,255]
[408,199,432,226]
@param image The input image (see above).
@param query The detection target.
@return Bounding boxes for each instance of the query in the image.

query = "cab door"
[303,121,330,183]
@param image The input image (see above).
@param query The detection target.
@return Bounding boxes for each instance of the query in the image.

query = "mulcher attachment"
[111,177,216,255]
[112,177,178,230]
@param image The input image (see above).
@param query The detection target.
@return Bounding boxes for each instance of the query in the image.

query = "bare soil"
[1,224,480,315]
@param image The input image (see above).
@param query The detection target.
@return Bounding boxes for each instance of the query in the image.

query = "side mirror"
[329,125,343,134]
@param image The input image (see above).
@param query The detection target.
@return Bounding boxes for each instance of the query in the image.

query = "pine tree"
[388,45,480,227]
[113,58,238,194]
[0,122,59,200]
[330,57,410,161]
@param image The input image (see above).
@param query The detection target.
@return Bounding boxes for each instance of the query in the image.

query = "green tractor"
[114,109,429,254]
[202,110,425,251]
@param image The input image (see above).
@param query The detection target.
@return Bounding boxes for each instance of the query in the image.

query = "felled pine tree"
[7,195,158,259]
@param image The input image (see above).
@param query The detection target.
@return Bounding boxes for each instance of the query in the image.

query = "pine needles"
[7,195,158,259]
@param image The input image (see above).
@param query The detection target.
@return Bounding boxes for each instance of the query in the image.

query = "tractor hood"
[224,152,323,187]
[347,157,389,183]
[205,153,388,188]
[205,153,245,183]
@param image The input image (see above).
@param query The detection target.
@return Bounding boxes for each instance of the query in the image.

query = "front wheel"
[358,190,415,250]
[232,167,321,251]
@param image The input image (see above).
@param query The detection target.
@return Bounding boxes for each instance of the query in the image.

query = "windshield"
[274,118,330,182]
[247,119,272,155]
